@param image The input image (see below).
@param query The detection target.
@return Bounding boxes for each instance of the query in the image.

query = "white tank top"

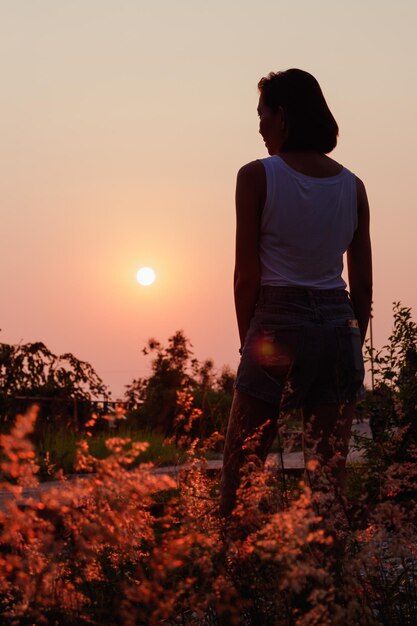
[259,155,358,289]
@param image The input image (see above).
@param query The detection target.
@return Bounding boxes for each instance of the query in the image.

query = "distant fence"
[0,395,127,431]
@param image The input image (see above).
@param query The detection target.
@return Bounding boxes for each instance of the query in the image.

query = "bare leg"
[302,402,356,558]
[302,402,355,495]
[220,390,279,518]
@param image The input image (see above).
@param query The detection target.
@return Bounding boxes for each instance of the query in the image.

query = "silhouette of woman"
[220,69,372,519]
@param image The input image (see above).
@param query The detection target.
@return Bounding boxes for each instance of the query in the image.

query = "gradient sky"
[1,1,416,398]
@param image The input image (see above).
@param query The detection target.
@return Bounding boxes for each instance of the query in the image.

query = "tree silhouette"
[0,336,110,428]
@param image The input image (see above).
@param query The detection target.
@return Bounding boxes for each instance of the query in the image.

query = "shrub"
[0,338,110,431]
[0,401,416,625]
[353,303,417,508]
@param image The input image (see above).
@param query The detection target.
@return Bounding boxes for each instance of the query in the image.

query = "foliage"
[1,306,416,624]
[353,303,417,507]
[365,302,417,434]
[32,420,186,481]
[0,400,416,625]
[0,337,110,429]
[124,331,197,436]
[124,331,234,441]
[0,339,109,401]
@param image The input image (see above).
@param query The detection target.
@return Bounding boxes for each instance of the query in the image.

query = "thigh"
[302,402,355,456]
[220,390,279,518]
[223,390,279,464]
[302,401,356,498]
[235,313,305,408]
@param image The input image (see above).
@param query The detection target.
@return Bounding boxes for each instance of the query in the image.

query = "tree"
[0,337,110,429]
[124,331,196,436]
[124,331,235,441]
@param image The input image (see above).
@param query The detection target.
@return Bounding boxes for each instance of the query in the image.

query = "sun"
[136,267,156,286]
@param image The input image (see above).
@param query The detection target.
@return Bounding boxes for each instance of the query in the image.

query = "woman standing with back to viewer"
[220,69,372,518]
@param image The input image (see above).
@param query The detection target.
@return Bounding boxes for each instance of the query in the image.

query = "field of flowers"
[0,398,416,625]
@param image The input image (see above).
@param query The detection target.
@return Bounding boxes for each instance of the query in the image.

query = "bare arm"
[234,160,266,349]
[347,177,373,345]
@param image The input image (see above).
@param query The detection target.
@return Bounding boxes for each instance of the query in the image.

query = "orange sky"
[1,1,416,397]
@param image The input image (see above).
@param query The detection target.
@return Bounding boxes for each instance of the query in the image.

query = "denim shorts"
[235,286,365,408]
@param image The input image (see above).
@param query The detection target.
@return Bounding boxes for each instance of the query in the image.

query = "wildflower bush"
[1,403,416,625]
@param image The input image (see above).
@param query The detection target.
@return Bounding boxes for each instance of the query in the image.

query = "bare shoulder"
[355,176,369,212]
[236,160,266,211]
[355,175,366,192]
[237,160,265,183]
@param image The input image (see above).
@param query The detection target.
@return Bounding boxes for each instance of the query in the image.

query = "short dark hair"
[258,69,339,154]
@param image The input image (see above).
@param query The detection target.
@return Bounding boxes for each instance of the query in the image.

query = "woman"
[220,69,372,518]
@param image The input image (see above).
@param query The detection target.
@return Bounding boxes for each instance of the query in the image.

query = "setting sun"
[136,267,156,286]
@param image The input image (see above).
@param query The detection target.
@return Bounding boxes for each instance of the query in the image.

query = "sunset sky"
[1,1,416,398]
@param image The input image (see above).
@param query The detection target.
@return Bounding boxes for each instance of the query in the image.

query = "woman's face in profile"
[258,96,285,155]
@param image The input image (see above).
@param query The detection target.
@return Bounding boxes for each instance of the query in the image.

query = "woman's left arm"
[234,160,266,349]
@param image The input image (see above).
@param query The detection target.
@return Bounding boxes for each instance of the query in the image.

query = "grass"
[87,425,187,467]
[33,421,187,481]
[31,421,305,481]
[34,423,78,476]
